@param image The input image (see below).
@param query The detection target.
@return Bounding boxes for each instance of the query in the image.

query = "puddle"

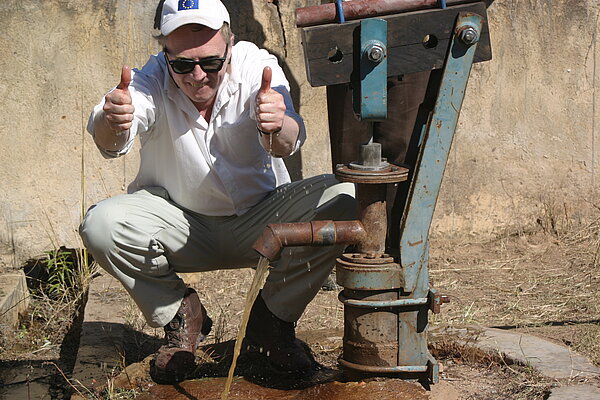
[0,361,54,400]
[0,247,89,400]
[136,376,429,400]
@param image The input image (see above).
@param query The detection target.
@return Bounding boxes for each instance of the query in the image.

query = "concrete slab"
[0,271,29,332]
[475,328,600,380]
[548,384,600,400]
[71,272,129,396]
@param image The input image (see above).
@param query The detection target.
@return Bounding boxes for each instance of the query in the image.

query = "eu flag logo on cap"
[178,0,198,10]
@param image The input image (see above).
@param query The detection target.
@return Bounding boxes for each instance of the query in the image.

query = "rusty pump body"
[253,0,492,383]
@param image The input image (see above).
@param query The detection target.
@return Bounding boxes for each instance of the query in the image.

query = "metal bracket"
[429,287,451,314]
[355,18,387,120]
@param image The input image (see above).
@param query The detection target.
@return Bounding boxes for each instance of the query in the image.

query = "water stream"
[220,256,271,400]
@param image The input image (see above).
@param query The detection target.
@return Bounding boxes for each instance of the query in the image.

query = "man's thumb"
[259,66,272,94]
[117,65,132,91]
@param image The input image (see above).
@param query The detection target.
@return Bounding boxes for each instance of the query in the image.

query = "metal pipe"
[339,292,429,308]
[295,0,480,27]
[338,359,429,373]
[356,183,387,256]
[252,220,366,261]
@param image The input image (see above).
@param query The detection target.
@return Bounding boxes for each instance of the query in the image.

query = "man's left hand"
[255,67,285,135]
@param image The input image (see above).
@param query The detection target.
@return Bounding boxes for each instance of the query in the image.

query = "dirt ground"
[104,214,599,399]
[1,213,600,399]
[197,214,599,399]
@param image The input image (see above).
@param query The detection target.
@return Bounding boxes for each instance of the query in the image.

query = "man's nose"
[191,64,206,80]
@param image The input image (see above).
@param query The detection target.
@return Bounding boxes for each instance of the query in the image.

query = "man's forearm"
[92,111,131,152]
[259,115,300,158]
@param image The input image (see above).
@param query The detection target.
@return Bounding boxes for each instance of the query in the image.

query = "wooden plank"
[300,2,491,87]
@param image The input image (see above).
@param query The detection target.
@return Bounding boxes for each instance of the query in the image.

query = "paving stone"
[474,328,600,380]
[0,271,29,332]
[439,326,600,380]
[548,384,600,400]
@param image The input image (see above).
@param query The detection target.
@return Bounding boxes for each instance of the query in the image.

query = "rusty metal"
[339,293,428,308]
[252,220,366,261]
[341,288,400,368]
[338,358,429,374]
[335,164,408,184]
[296,0,480,27]
[254,4,483,384]
[340,252,395,264]
[355,183,387,256]
[337,253,403,290]
[428,287,451,314]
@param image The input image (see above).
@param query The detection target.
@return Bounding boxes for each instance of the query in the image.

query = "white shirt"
[88,41,306,216]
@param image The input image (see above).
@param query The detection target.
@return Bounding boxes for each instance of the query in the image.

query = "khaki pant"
[79,174,356,327]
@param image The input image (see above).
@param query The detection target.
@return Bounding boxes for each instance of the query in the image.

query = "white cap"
[160,0,230,36]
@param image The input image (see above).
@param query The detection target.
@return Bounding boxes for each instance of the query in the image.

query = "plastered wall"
[434,0,599,236]
[0,0,597,264]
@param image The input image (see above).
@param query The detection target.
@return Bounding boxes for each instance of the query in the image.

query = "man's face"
[164,25,230,108]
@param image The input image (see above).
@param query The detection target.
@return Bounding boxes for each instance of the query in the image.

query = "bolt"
[459,27,479,45]
[367,44,385,63]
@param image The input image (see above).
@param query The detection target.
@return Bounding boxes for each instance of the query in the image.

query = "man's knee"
[79,200,123,256]
[317,181,357,220]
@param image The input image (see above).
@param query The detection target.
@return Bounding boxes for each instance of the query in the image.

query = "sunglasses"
[164,44,229,74]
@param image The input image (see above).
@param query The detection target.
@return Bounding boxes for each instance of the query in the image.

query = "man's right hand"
[102,65,134,133]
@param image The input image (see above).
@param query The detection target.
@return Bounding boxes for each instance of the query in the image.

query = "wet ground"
[98,338,458,400]
[135,376,431,400]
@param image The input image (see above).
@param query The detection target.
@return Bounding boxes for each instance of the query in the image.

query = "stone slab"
[473,328,600,380]
[71,272,129,397]
[0,271,29,332]
[548,385,600,400]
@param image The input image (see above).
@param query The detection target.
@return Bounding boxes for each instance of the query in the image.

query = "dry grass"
[63,204,600,399]
[167,211,600,400]
[429,213,600,368]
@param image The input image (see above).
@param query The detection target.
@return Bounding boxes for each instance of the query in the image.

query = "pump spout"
[252,220,366,261]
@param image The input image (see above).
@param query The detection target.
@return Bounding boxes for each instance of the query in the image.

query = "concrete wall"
[0,0,597,264]
[435,0,599,236]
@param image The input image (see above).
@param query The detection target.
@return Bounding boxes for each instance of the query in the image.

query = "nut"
[459,26,479,45]
[367,44,385,63]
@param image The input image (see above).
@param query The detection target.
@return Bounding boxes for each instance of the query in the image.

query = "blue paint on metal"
[335,0,345,23]
[427,355,440,384]
[359,18,387,120]
[399,13,484,293]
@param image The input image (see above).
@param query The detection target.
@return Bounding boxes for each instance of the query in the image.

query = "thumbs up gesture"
[255,66,285,135]
[103,65,135,133]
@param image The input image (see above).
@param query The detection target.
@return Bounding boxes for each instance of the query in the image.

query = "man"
[80,0,355,384]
